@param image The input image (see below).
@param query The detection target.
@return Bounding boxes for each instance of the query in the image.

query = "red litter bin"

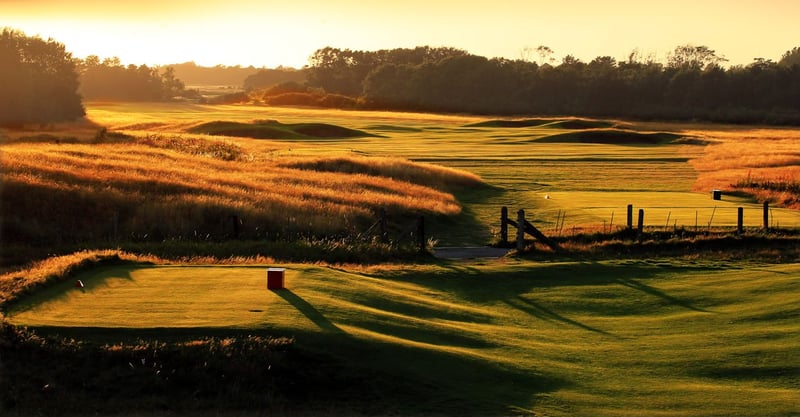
[267,268,285,289]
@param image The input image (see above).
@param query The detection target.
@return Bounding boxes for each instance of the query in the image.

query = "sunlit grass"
[533,191,800,230]
[72,101,800,244]
[6,259,799,416]
[686,127,800,208]
[2,131,482,246]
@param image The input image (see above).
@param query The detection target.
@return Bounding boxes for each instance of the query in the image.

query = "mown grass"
[3,256,799,416]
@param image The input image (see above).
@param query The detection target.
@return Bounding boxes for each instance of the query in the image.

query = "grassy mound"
[466,118,615,129]
[543,119,616,129]
[187,120,376,139]
[465,118,556,128]
[536,128,684,145]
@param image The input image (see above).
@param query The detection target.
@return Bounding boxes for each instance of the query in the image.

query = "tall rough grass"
[1,134,483,259]
[689,130,800,208]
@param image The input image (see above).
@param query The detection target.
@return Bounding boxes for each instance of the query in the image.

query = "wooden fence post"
[763,202,769,231]
[627,204,634,229]
[500,206,508,245]
[417,215,426,253]
[517,209,526,252]
[637,209,644,239]
[737,207,744,235]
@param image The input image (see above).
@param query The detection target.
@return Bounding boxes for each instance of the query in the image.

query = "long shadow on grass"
[272,289,344,334]
[4,263,141,315]
[429,183,505,246]
[380,261,716,316]
[506,295,620,338]
[285,327,566,416]
[615,277,712,313]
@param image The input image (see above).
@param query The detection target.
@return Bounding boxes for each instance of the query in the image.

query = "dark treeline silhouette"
[243,67,307,90]
[0,28,84,126]
[305,45,800,124]
[78,56,188,101]
[170,62,260,86]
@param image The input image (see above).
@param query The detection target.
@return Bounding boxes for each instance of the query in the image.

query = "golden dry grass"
[1,129,483,245]
[670,125,800,208]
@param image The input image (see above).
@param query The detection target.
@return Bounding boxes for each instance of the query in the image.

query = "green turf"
[532,191,800,230]
[7,260,800,416]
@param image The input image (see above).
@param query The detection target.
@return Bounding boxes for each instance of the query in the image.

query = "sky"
[3,0,799,68]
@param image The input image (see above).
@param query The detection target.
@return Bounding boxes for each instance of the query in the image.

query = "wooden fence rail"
[500,207,560,252]
[502,201,775,250]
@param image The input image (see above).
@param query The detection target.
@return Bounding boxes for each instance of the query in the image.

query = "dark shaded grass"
[188,120,377,140]
[536,129,684,145]
[1,238,431,275]
[1,323,563,417]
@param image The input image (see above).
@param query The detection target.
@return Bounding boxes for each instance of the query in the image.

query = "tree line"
[78,55,189,101]
[3,27,800,126]
[1,29,196,126]
[304,45,800,124]
[0,28,84,126]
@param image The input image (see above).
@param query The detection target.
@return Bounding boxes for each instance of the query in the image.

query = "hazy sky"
[3,0,799,68]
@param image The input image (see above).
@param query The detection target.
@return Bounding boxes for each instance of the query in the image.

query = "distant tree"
[242,67,307,91]
[779,47,800,67]
[160,66,185,98]
[307,46,468,96]
[307,43,800,125]
[78,57,188,101]
[536,45,555,65]
[307,47,376,95]
[667,44,727,70]
[0,28,84,126]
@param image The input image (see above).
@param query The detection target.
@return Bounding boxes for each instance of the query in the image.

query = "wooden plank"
[523,220,560,251]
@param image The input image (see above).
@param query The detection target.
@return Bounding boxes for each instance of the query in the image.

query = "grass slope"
[6,260,800,416]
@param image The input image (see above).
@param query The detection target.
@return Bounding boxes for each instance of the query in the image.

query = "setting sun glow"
[3,0,799,68]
